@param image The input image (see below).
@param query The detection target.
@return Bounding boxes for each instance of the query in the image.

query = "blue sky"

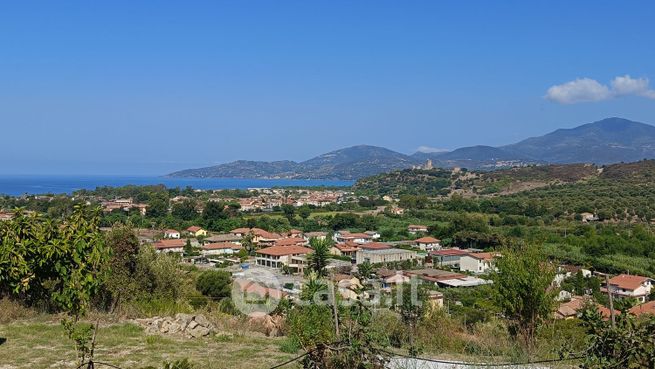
[1,0,654,175]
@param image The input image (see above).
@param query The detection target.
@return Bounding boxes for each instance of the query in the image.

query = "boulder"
[193,315,212,328]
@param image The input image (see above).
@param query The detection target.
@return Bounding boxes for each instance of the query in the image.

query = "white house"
[604,274,654,303]
[407,224,429,234]
[355,248,417,265]
[201,242,242,256]
[164,229,181,239]
[459,252,498,274]
[333,231,372,244]
[430,248,469,268]
[414,236,441,251]
[153,239,185,254]
[255,245,313,273]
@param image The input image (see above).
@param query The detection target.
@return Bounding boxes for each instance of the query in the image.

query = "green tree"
[171,199,197,221]
[308,238,331,277]
[196,270,232,300]
[491,245,556,351]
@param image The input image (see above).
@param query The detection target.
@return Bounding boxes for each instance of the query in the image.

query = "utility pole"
[604,274,616,327]
[329,280,340,336]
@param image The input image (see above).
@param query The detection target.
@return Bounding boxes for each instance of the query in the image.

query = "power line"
[381,348,585,367]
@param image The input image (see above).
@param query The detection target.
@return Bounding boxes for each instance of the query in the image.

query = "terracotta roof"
[251,228,282,239]
[629,301,655,316]
[608,274,652,291]
[230,227,251,234]
[466,252,497,261]
[430,248,469,257]
[274,238,306,247]
[153,239,185,249]
[164,229,179,234]
[187,226,202,232]
[415,237,440,244]
[408,224,428,229]
[340,232,371,239]
[334,241,360,252]
[233,279,285,300]
[202,242,242,250]
[257,245,313,256]
[359,242,391,250]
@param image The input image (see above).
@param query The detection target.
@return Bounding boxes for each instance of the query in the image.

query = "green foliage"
[307,238,332,277]
[0,207,110,316]
[581,307,655,368]
[195,270,232,300]
[491,246,556,350]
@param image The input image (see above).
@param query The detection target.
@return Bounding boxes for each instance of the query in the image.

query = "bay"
[0,175,354,196]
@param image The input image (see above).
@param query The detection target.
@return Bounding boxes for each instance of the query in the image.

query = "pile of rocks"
[136,313,215,338]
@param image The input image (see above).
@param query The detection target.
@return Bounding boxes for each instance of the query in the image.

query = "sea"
[0,175,354,196]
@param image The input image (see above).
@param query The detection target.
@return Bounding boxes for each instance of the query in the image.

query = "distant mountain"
[168,145,421,180]
[169,117,655,179]
[502,117,655,164]
[413,145,540,169]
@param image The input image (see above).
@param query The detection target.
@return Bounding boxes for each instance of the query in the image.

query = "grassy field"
[0,318,298,369]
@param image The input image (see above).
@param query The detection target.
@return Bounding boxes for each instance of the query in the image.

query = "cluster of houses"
[100,198,148,215]
[232,188,349,212]
[148,222,655,319]
[553,265,655,320]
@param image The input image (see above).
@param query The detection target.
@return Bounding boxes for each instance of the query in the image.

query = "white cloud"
[546,75,655,104]
[416,146,449,153]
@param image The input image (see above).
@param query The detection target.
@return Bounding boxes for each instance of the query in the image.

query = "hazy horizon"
[2,1,655,175]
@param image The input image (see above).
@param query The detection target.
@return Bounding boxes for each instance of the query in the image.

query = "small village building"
[201,242,242,256]
[334,231,372,244]
[430,248,469,268]
[603,274,654,303]
[330,241,360,258]
[459,252,499,274]
[355,248,417,265]
[407,224,429,234]
[186,226,207,238]
[255,245,313,273]
[153,239,185,254]
[274,237,307,247]
[414,236,441,251]
[629,300,655,317]
[205,233,242,244]
[304,231,328,241]
[164,229,181,239]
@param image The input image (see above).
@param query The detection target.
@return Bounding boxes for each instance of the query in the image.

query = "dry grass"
[0,317,298,369]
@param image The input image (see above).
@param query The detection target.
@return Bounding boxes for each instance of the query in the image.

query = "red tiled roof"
[257,245,313,256]
[608,274,652,291]
[359,242,391,250]
[202,242,242,250]
[187,226,202,232]
[275,238,306,247]
[233,279,285,300]
[466,252,497,261]
[629,301,655,316]
[153,239,185,249]
[430,248,469,257]
[164,229,179,234]
[230,227,251,234]
[334,241,360,252]
[415,237,440,244]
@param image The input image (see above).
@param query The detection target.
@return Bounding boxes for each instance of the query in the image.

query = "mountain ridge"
[168,117,655,179]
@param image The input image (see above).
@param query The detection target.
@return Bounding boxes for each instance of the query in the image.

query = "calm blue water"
[0,175,354,196]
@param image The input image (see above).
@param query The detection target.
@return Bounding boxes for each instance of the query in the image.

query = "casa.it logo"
[231,268,282,316]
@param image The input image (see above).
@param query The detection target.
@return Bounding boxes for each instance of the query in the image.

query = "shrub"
[196,270,232,299]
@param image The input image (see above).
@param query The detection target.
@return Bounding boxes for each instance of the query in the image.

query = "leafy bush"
[196,270,232,299]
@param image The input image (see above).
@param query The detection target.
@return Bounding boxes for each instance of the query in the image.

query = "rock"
[188,325,210,338]
[175,313,193,329]
[193,315,212,328]
[168,322,181,334]
[187,320,199,330]
[160,320,171,333]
